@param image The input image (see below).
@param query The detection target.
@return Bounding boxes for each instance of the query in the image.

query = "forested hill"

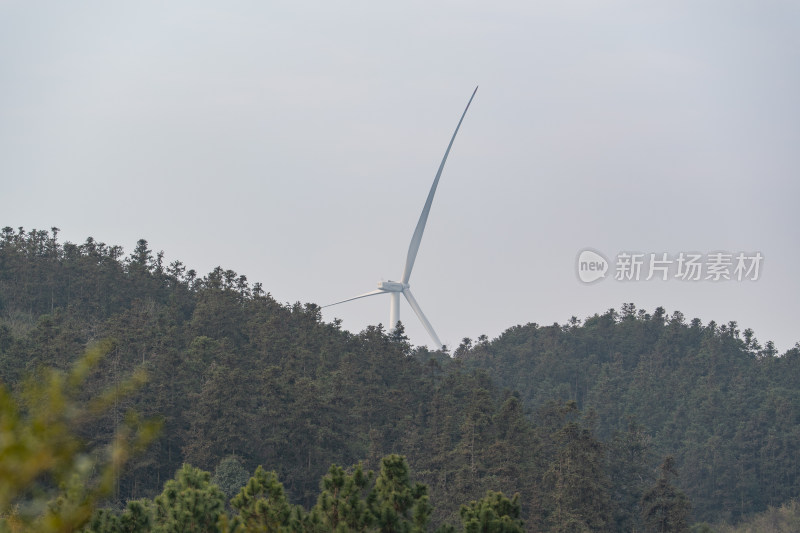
[455,308,800,523]
[1,227,799,529]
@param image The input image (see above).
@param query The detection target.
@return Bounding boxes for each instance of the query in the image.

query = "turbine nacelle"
[378,281,406,292]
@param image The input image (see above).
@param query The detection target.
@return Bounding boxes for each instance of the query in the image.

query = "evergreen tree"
[309,463,375,532]
[539,402,612,532]
[372,455,432,533]
[607,418,655,532]
[152,464,227,533]
[213,455,252,500]
[85,500,153,533]
[641,456,691,533]
[229,466,304,532]
[459,490,524,533]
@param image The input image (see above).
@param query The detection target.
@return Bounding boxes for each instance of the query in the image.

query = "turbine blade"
[401,86,478,284]
[402,288,443,349]
[323,289,386,308]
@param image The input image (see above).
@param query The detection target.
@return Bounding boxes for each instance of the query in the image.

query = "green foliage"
[84,500,153,533]
[89,456,522,533]
[372,455,432,533]
[213,456,251,500]
[641,456,692,533]
[537,402,612,532]
[715,499,800,532]
[308,455,432,533]
[459,491,524,533]
[0,340,159,532]
[606,418,654,531]
[229,466,303,532]
[309,463,374,532]
[87,465,230,533]
[459,306,800,524]
[152,464,227,532]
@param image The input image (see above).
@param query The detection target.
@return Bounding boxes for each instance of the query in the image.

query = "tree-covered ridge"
[1,226,799,530]
[0,348,522,533]
[456,305,800,523]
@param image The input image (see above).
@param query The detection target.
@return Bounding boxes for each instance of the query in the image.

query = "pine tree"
[309,463,375,532]
[540,402,612,532]
[372,455,432,533]
[460,490,525,533]
[641,456,691,533]
[229,466,304,532]
[212,455,251,500]
[152,464,227,533]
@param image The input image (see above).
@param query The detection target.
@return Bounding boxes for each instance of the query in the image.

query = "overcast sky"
[2,1,798,352]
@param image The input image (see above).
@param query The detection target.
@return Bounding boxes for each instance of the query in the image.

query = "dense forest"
[1,227,799,531]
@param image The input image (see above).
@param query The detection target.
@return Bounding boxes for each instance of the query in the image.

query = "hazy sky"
[2,1,798,351]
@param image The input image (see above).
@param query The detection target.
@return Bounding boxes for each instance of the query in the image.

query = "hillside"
[1,227,798,529]
[456,308,800,523]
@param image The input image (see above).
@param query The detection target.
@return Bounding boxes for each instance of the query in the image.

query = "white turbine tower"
[324,87,478,349]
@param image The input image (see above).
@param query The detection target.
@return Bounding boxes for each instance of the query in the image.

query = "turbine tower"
[324,87,478,349]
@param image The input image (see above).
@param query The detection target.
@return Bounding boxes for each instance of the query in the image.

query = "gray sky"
[2,1,798,351]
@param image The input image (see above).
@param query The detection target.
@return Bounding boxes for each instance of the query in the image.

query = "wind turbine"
[324,87,478,349]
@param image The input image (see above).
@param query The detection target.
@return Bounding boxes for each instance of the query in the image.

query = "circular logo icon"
[576,249,609,283]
